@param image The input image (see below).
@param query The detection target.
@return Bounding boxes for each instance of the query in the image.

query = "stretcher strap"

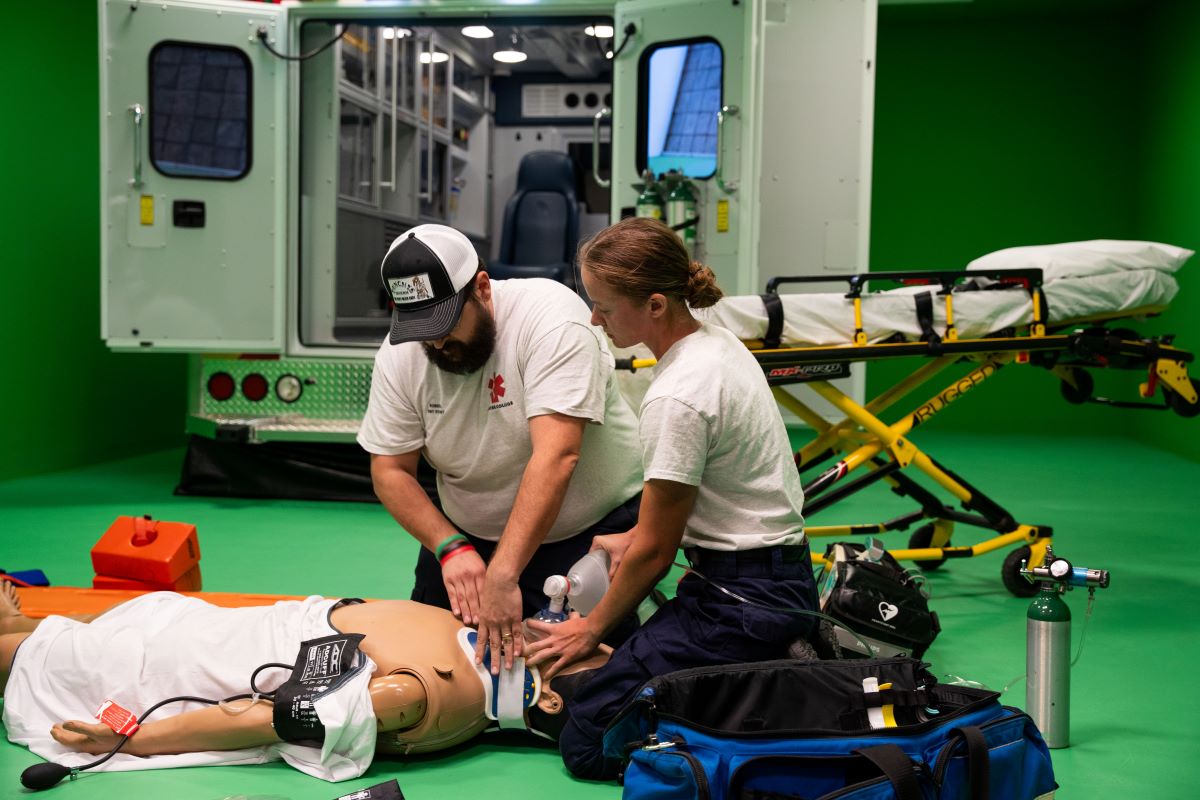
[760,293,785,349]
[915,292,941,346]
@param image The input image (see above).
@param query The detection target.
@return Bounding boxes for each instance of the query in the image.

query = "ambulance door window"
[339,99,377,204]
[638,39,722,179]
[149,42,251,180]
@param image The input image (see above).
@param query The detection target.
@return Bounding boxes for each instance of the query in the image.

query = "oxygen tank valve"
[1019,545,1110,749]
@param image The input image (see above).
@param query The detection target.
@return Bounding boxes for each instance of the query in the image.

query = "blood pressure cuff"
[273,633,367,745]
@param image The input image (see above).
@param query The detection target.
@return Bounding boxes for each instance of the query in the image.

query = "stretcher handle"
[764,268,1045,299]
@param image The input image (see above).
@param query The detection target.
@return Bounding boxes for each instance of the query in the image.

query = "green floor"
[2,431,1198,798]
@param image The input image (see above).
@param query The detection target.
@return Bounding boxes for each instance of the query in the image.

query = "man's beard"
[422,303,497,375]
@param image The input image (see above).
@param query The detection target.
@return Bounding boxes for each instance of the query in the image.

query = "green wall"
[1132,0,1200,462]
[0,2,186,482]
[869,1,1199,462]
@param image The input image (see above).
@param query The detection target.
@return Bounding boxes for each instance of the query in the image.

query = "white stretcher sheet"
[3,593,378,782]
[698,242,1191,347]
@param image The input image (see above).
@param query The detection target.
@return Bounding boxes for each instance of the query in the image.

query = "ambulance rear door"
[100,0,287,351]
[611,0,762,295]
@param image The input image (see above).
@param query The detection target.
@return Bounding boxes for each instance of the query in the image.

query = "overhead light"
[381,27,413,40]
[585,24,615,38]
[605,50,614,60]
[461,25,494,39]
[419,51,450,64]
[493,32,527,64]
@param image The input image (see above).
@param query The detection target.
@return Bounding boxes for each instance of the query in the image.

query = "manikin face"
[421,295,496,374]
[581,267,654,349]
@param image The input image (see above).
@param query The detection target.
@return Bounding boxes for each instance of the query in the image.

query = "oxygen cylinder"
[1026,582,1071,748]
[635,170,665,220]
[666,177,698,255]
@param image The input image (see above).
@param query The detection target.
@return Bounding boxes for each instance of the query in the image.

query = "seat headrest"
[517,151,578,196]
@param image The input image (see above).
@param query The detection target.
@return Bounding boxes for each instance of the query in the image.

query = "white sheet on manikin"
[697,263,1181,347]
[2,593,377,782]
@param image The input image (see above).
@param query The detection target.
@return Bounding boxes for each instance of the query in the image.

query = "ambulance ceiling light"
[382,27,413,40]
[419,50,450,64]
[493,32,527,64]
[462,25,494,39]
[585,24,614,39]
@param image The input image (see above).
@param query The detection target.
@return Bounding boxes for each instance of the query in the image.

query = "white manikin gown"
[3,593,377,781]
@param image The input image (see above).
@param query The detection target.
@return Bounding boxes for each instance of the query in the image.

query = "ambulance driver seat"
[488,150,581,289]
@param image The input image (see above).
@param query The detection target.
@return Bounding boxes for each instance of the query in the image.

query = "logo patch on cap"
[388,273,435,304]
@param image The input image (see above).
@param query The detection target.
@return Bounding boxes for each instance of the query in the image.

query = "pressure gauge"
[1048,558,1072,579]
[275,374,303,404]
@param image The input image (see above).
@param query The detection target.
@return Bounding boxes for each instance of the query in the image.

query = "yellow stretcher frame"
[619,268,1198,596]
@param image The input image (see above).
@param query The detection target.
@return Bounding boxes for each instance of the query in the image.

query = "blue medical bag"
[602,658,1056,800]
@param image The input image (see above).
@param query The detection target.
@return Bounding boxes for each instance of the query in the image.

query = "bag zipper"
[640,745,711,800]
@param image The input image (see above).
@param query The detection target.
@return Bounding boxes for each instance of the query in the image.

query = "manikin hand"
[50,720,125,755]
[590,531,635,579]
[525,612,601,681]
[475,574,524,675]
[441,548,487,627]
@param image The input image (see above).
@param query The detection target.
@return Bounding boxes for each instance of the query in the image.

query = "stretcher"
[620,241,1198,595]
[7,584,307,619]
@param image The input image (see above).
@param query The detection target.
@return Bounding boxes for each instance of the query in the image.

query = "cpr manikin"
[0,583,608,787]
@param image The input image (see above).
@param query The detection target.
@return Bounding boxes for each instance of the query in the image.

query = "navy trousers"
[558,543,819,780]
[411,493,642,647]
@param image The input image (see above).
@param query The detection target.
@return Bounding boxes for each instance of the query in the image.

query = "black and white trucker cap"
[381,224,479,345]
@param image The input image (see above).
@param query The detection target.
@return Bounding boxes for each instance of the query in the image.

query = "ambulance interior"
[297,18,625,347]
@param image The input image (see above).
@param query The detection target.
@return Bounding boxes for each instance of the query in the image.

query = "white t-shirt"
[358,279,643,542]
[639,322,806,551]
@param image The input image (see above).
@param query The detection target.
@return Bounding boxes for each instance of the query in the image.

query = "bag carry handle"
[854,744,921,800]
[949,725,990,800]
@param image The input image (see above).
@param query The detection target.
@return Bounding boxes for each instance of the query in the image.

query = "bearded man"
[357,225,642,675]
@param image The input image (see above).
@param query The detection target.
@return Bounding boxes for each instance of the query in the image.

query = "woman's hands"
[524,613,602,681]
[590,531,635,579]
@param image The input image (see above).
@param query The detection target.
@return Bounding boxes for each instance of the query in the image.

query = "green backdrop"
[869,0,1198,461]
[0,0,1196,484]
[0,1,186,483]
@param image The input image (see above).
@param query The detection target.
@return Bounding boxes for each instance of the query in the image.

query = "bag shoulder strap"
[854,744,921,800]
[950,724,990,800]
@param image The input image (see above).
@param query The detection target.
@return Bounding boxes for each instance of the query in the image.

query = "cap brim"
[388,287,470,345]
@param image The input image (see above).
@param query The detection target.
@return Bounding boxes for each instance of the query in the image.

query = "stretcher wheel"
[908,523,949,570]
[1059,367,1094,405]
[1165,378,1200,418]
[1002,546,1039,598]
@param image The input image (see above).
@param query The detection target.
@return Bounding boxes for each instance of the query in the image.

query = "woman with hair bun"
[525,217,817,780]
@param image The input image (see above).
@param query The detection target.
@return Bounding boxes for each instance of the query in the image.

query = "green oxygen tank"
[666,176,698,255]
[635,170,665,220]
[1026,579,1072,748]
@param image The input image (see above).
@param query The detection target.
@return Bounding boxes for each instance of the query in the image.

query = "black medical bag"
[819,542,941,659]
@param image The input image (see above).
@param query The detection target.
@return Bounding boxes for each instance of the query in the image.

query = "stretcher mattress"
[698,240,1192,347]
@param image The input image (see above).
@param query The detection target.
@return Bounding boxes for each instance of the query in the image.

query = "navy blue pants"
[558,543,819,780]
[411,493,642,647]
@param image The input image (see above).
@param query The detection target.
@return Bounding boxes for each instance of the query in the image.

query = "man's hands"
[51,720,126,755]
[475,573,524,674]
[441,548,486,626]
[524,613,602,681]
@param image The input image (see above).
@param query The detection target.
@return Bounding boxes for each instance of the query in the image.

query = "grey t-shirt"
[639,322,806,550]
[358,279,643,542]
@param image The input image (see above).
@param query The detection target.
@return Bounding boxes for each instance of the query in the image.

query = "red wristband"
[439,543,476,566]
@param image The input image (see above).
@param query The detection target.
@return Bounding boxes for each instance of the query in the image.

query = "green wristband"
[435,533,468,560]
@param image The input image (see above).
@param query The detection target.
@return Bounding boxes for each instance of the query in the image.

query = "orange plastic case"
[90,515,201,584]
[92,563,203,592]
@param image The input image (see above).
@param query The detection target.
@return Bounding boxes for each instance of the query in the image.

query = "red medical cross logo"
[488,373,506,404]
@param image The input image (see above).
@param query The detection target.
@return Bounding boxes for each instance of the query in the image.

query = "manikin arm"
[50,673,429,757]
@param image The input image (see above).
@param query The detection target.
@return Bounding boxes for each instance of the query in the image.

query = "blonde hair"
[579,217,723,308]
